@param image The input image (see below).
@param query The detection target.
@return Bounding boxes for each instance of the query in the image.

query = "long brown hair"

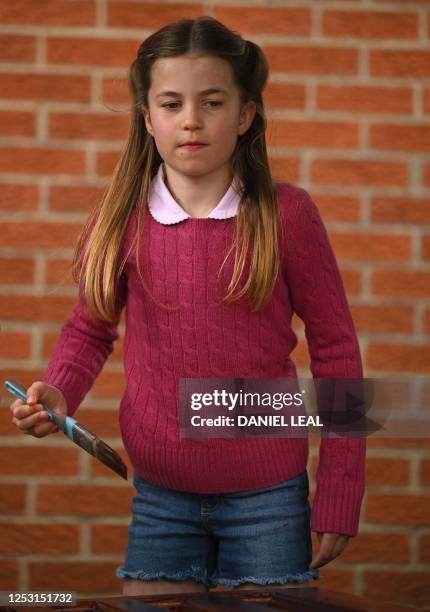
[73,16,279,322]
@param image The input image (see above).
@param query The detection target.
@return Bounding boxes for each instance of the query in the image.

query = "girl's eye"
[161,100,222,110]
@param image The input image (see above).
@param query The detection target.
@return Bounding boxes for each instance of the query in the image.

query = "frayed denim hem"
[115,565,212,587]
[212,569,320,589]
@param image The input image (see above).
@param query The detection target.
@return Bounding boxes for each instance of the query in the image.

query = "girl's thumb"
[26,381,44,404]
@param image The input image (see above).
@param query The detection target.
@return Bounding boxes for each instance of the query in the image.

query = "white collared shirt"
[148,162,242,225]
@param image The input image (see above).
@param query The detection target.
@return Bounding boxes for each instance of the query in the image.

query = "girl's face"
[142,54,256,180]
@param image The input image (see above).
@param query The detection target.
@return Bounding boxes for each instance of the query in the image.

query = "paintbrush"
[4,379,128,480]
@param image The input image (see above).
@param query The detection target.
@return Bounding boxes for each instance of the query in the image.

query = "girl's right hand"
[10,381,68,438]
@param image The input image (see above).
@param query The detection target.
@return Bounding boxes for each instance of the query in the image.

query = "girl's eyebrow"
[156,88,229,99]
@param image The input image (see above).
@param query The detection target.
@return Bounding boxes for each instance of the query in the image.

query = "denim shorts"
[115,470,320,589]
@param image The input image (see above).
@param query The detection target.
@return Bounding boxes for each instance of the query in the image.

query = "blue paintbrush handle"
[4,379,77,440]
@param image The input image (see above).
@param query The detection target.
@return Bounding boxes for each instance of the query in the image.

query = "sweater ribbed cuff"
[44,364,90,418]
[310,479,365,537]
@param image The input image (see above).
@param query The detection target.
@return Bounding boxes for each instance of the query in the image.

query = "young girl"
[10,16,365,597]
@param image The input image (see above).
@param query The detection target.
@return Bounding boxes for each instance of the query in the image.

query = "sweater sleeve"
[281,184,366,537]
[43,273,127,418]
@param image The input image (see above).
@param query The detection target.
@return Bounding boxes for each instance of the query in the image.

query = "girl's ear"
[141,105,154,136]
[238,101,257,137]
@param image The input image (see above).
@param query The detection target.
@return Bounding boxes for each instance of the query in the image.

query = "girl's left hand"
[309,532,350,569]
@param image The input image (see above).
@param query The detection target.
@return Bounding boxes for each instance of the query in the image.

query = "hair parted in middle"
[73,15,280,322]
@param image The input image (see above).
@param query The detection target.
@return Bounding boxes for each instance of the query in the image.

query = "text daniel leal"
[191,415,323,427]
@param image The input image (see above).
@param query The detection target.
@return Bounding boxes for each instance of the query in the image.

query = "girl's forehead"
[149,55,235,89]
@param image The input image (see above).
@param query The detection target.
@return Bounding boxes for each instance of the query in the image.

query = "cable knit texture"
[44,180,366,536]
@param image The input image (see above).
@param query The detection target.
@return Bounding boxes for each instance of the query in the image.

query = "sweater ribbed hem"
[126,437,309,494]
[310,478,365,536]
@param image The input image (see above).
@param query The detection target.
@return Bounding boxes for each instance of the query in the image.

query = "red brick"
[419,534,430,563]
[367,343,430,374]
[372,196,430,223]
[36,484,132,515]
[91,524,128,554]
[0,34,35,62]
[374,0,430,3]
[0,184,38,210]
[371,123,430,151]
[323,10,418,39]
[1,408,34,435]
[341,268,362,295]
[264,45,358,75]
[311,159,408,186]
[363,570,430,606]
[317,85,413,114]
[370,50,430,77]
[268,120,359,149]
[108,2,203,28]
[0,447,79,476]
[0,331,32,359]
[96,150,121,176]
[425,161,430,187]
[0,73,91,102]
[367,437,430,450]
[422,234,430,260]
[366,457,410,486]
[0,147,86,175]
[424,88,430,113]
[330,232,410,261]
[350,304,413,333]
[0,0,96,25]
[311,194,361,222]
[372,269,430,297]
[0,257,34,283]
[49,112,129,140]
[0,295,76,322]
[47,37,139,67]
[365,493,430,525]
[420,458,430,486]
[0,110,35,137]
[215,6,311,34]
[269,156,300,184]
[102,76,130,105]
[264,82,306,110]
[314,567,354,593]
[71,408,123,439]
[30,561,122,593]
[424,307,430,333]
[0,560,19,590]
[343,532,410,563]
[45,259,74,286]
[0,369,45,390]
[91,370,125,399]
[0,222,81,248]
[0,484,26,513]
[0,524,79,554]
[49,184,104,212]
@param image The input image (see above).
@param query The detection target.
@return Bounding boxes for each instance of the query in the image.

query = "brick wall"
[0,0,429,606]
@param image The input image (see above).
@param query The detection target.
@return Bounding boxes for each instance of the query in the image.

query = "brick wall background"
[0,0,429,606]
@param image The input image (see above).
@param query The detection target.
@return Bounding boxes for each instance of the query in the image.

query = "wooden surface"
[0,587,419,611]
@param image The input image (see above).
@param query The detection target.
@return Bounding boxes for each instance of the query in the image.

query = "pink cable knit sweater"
[44,180,366,536]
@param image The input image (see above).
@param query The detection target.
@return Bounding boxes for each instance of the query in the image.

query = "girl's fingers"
[24,418,58,438]
[13,406,48,431]
[12,402,43,421]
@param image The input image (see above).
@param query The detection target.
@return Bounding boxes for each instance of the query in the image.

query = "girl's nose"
[182,104,202,129]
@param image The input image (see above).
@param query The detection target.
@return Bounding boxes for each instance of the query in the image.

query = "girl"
[10,16,365,597]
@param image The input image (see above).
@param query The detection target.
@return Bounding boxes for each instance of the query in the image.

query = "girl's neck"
[162,163,235,218]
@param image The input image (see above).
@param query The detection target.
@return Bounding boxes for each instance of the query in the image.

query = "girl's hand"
[309,532,350,569]
[10,381,67,438]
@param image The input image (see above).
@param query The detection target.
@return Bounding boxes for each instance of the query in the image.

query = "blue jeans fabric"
[115,470,320,589]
